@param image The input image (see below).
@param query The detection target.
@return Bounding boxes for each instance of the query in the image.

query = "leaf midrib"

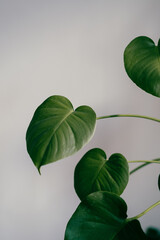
[92,159,118,192]
[40,108,74,166]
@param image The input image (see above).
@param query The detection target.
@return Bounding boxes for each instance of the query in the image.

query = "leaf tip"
[37,166,41,175]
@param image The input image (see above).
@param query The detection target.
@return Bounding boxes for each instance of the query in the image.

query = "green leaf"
[74,148,129,200]
[65,191,147,240]
[115,220,148,240]
[158,174,160,191]
[26,95,96,171]
[124,36,160,97]
[146,227,160,239]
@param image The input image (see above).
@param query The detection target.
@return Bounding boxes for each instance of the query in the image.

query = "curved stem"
[130,158,160,175]
[128,160,160,164]
[127,200,160,222]
[96,114,160,123]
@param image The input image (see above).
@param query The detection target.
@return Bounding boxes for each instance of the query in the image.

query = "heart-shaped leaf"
[124,36,160,97]
[26,95,96,171]
[65,191,147,240]
[74,148,129,200]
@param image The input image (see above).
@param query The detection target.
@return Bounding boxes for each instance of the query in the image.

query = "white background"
[1,0,160,239]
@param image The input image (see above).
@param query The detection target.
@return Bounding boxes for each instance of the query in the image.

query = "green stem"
[128,160,160,164]
[96,114,160,123]
[127,200,160,222]
[130,158,160,175]
[97,113,160,172]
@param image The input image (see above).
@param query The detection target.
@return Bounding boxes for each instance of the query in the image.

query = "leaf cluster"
[26,36,160,239]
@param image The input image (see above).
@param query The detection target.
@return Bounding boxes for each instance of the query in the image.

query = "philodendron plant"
[26,36,160,240]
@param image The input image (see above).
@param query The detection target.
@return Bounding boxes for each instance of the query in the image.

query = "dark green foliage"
[26,36,160,239]
[74,148,129,200]
[65,191,147,240]
[124,36,160,97]
[146,227,160,240]
[26,95,96,171]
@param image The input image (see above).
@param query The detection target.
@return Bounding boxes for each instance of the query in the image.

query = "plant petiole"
[130,158,160,174]
[127,200,160,222]
[96,114,160,123]
[128,160,160,164]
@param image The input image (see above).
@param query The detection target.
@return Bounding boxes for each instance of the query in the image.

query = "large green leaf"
[65,191,147,240]
[26,95,96,171]
[124,36,160,97]
[74,148,129,200]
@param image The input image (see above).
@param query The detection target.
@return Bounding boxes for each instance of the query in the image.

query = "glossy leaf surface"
[124,36,160,97]
[26,95,96,170]
[65,191,147,240]
[74,148,129,200]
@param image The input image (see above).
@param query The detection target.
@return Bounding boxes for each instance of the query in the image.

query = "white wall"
[1,0,160,239]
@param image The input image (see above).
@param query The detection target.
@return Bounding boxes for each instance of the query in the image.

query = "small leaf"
[124,36,160,97]
[65,191,147,240]
[74,148,129,200]
[26,95,96,171]
[158,174,160,191]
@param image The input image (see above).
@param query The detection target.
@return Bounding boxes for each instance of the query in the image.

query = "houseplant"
[26,36,160,239]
